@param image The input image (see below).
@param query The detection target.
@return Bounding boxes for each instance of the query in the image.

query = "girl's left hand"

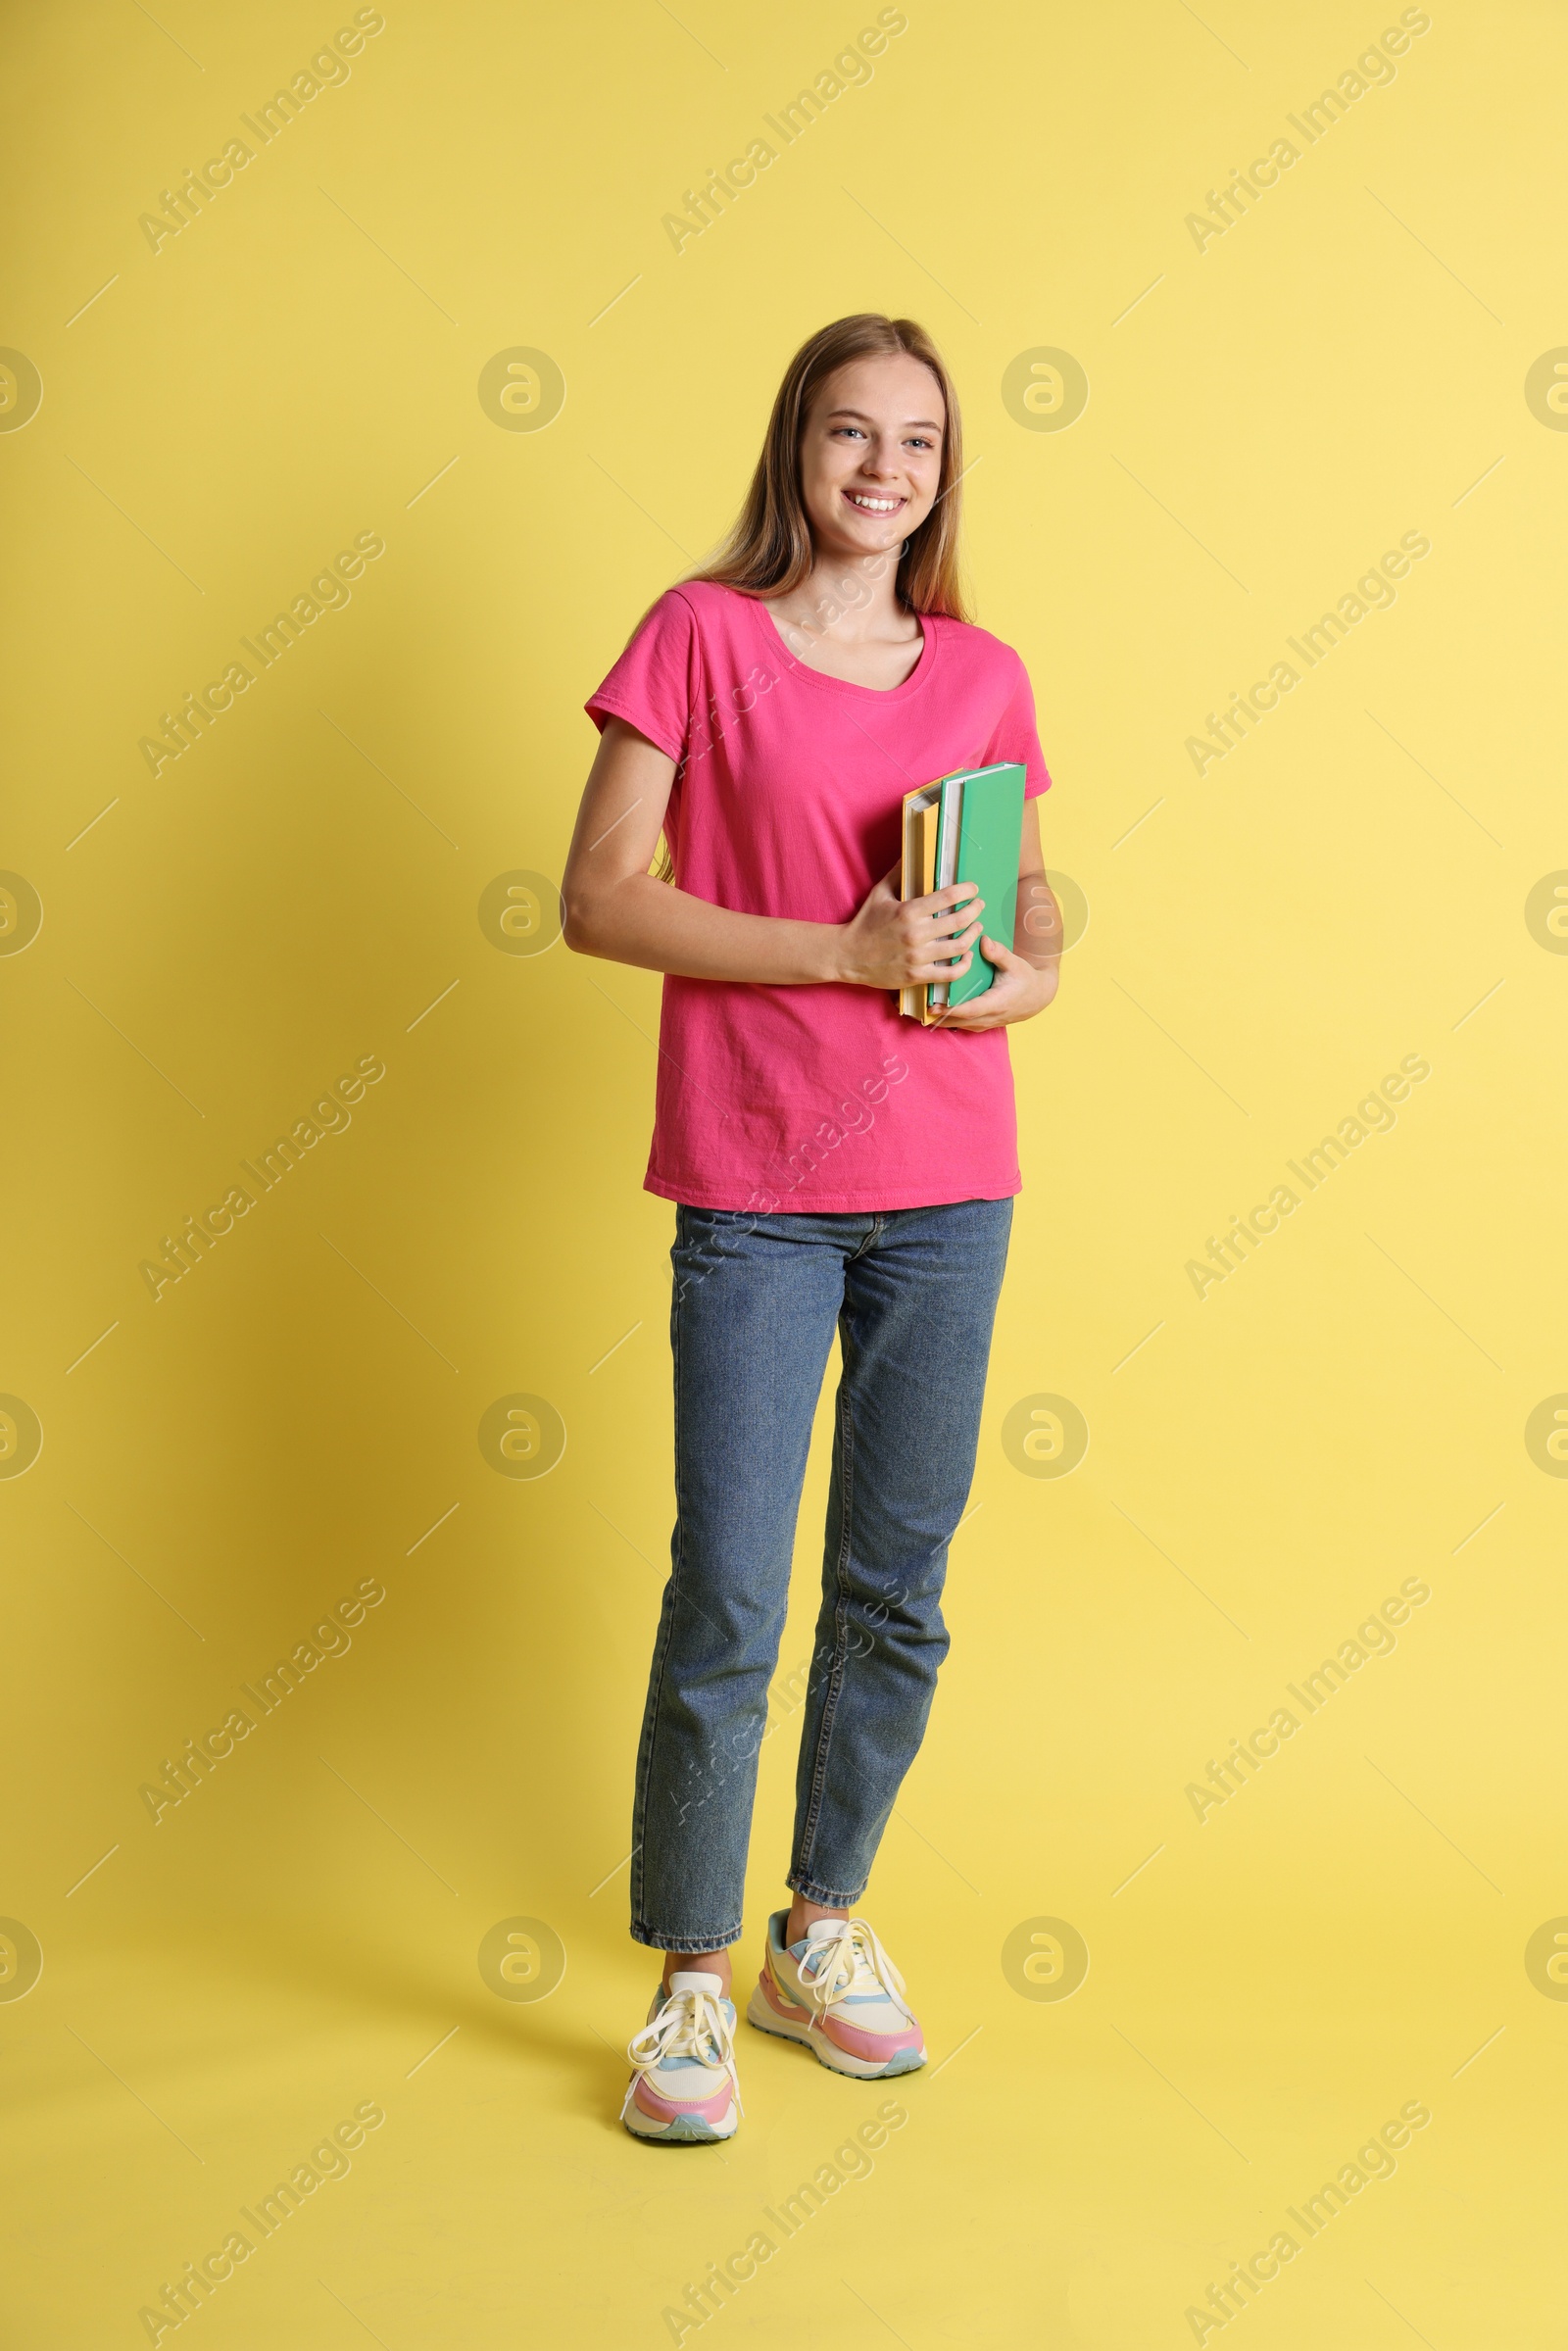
[939,934,1059,1031]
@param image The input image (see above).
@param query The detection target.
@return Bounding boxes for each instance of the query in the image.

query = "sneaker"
[746,1912,926,2078]
[620,1970,743,2143]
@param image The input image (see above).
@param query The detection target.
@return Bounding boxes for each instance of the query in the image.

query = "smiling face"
[797,351,946,571]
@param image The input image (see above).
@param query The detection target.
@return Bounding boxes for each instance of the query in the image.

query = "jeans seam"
[628,1921,745,1953]
[786,1872,866,1907]
[630,1214,687,1933]
[795,1350,857,1878]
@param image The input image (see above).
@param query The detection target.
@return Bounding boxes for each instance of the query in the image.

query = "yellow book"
[898,785,943,1019]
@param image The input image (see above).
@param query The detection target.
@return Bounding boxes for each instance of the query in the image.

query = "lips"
[843,490,906,516]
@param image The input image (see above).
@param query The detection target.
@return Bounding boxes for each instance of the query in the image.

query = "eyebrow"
[823,407,944,429]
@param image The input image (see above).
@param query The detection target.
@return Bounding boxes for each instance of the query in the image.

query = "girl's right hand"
[833,860,985,990]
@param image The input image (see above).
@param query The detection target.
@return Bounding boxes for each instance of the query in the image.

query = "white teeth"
[849,493,901,512]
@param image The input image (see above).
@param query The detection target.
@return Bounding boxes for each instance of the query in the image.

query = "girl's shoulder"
[925,610,1029,678]
[628,577,757,651]
[657,577,752,623]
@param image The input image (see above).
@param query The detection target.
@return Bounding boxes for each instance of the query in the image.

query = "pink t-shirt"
[583,579,1051,1213]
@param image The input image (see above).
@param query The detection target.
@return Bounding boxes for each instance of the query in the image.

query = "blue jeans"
[630,1198,1014,1951]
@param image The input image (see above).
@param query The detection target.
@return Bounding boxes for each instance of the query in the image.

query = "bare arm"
[561,716,987,991]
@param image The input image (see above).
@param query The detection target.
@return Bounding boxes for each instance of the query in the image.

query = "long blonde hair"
[640,313,969,880]
[683,312,968,619]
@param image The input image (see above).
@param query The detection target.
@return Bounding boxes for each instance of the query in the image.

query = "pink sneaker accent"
[630,2074,735,2127]
[815,2010,924,2063]
[756,1970,808,2021]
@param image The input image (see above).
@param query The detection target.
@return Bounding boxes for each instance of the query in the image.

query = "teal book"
[928,762,1026,1012]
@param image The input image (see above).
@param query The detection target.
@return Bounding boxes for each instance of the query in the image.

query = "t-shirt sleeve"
[988,650,1053,800]
[583,588,700,766]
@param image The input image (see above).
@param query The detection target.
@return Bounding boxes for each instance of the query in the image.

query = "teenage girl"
[564,313,1061,2141]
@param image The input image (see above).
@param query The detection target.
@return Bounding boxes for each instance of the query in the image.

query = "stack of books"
[897,762,1026,1021]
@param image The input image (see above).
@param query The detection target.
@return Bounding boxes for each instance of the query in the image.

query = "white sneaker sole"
[745,1984,926,2078]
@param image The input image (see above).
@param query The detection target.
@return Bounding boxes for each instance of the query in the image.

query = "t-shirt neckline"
[740,584,940,702]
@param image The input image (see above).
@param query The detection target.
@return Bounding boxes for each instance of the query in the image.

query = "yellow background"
[4,1,1565,2342]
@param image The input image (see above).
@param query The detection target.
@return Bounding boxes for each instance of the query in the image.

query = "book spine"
[929,776,962,1007]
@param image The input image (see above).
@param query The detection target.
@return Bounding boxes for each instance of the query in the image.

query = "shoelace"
[620,1984,744,2121]
[793,1917,915,2032]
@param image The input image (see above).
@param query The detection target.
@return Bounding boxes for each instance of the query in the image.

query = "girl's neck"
[763,546,916,655]
[760,551,928,693]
